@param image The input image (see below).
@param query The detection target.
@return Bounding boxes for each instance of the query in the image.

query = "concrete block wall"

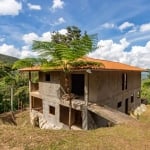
[88,71,141,113]
[30,70,142,129]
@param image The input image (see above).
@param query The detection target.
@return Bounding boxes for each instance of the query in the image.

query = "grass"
[0,106,150,150]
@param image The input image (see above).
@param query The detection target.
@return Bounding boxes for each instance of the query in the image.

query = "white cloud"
[22,32,52,44]
[51,0,64,11]
[0,44,38,59]
[90,38,129,62]
[89,38,150,68]
[58,29,67,35]
[39,32,52,41]
[101,23,115,29]
[140,23,150,32]
[0,0,22,16]
[51,17,66,26]
[20,46,38,58]
[27,3,41,10]
[58,17,65,24]
[0,43,20,58]
[119,22,135,31]
[0,30,58,59]
[22,33,39,44]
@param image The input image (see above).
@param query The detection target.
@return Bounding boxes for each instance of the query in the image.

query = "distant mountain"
[0,54,18,64]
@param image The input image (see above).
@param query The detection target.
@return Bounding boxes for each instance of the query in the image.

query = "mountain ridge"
[0,54,18,64]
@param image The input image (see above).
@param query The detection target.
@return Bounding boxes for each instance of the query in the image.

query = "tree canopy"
[32,26,98,71]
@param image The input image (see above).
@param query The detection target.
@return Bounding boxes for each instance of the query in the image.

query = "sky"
[0,0,150,68]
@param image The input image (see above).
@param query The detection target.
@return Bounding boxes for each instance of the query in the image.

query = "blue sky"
[0,0,150,68]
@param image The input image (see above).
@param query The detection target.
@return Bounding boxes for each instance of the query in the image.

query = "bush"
[141,79,150,104]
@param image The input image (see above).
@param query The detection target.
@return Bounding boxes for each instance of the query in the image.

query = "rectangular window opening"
[122,73,127,90]
[49,105,55,115]
[131,95,134,103]
[117,101,122,108]
[45,73,51,81]
[137,91,141,98]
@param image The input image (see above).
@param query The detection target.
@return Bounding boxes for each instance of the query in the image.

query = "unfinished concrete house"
[20,57,144,130]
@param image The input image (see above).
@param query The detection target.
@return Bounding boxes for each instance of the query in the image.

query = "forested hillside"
[0,54,29,113]
[0,54,18,64]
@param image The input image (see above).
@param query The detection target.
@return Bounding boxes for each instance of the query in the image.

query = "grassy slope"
[0,54,18,64]
[0,106,150,150]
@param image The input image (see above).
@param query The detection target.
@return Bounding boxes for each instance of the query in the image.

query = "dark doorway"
[71,74,84,96]
[125,98,129,114]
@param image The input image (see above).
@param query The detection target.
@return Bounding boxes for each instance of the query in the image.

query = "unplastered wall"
[39,71,61,100]
[42,97,63,128]
[38,71,65,128]
[88,71,141,110]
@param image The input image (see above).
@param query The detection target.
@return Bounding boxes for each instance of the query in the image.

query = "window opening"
[49,105,55,115]
[45,73,50,81]
[117,101,122,108]
[122,73,127,90]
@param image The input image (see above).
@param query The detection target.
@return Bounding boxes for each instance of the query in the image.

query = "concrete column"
[84,73,89,106]
[82,106,88,130]
[83,72,89,130]
[29,71,32,111]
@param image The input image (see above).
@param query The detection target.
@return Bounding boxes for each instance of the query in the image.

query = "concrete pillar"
[82,106,88,130]
[29,71,32,111]
[84,73,89,106]
[83,72,89,130]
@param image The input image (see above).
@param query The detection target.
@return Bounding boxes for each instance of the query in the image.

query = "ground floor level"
[30,93,142,130]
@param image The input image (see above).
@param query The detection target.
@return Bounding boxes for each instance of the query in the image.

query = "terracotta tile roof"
[79,57,144,71]
[19,57,144,72]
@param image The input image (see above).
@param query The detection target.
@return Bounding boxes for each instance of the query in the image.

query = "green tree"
[141,79,150,104]
[32,26,98,129]
[0,63,29,113]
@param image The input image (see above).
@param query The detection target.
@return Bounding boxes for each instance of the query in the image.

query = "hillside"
[0,54,18,64]
[0,106,150,150]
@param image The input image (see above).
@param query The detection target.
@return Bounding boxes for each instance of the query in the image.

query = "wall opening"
[59,105,82,128]
[117,101,122,108]
[49,105,55,115]
[131,95,134,103]
[122,73,127,90]
[71,74,84,96]
[31,97,43,113]
[45,73,51,81]
[88,111,112,129]
[137,91,141,98]
[125,98,129,114]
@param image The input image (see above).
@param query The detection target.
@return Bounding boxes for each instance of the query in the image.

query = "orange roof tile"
[19,57,145,72]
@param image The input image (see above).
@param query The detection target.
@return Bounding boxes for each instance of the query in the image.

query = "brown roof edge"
[18,57,145,72]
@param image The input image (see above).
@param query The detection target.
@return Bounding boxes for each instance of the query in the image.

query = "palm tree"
[32,26,97,129]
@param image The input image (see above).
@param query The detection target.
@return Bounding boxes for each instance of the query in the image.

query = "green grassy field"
[0,106,150,150]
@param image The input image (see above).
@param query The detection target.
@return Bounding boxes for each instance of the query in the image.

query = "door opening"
[125,98,129,114]
[71,74,84,96]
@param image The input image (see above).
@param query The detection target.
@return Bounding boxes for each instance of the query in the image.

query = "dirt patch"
[0,111,16,125]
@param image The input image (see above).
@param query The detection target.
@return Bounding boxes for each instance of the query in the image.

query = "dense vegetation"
[0,54,29,113]
[141,74,150,104]
[0,54,18,64]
